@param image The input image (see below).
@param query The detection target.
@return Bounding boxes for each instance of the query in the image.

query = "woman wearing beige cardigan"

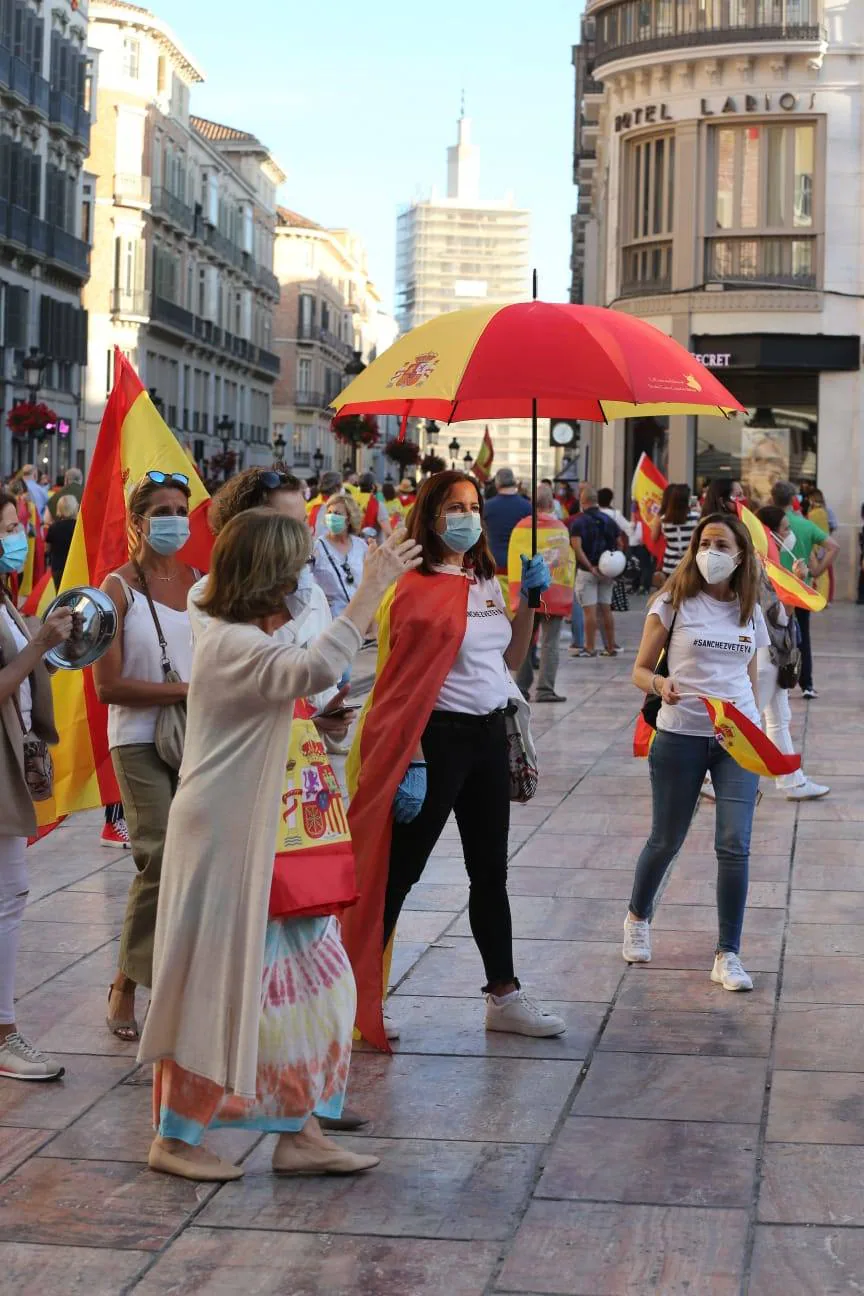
[138,508,421,1182]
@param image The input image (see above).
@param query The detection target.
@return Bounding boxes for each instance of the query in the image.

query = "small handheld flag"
[631,452,667,563]
[702,697,801,778]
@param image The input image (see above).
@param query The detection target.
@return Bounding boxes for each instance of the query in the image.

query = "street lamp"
[425,419,439,447]
[342,350,367,473]
[216,414,235,481]
[272,431,287,464]
[462,450,473,473]
[312,446,324,476]
[448,436,460,469]
[23,348,48,402]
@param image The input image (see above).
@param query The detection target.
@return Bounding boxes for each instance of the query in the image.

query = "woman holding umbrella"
[341,471,565,1050]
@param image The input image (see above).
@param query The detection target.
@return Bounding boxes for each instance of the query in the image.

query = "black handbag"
[640,610,677,731]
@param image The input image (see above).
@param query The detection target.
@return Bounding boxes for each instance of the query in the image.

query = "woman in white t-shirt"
[623,513,769,991]
[342,471,565,1043]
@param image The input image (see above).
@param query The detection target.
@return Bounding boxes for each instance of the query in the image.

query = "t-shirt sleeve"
[568,516,585,542]
[753,604,771,650]
[647,593,674,630]
[808,519,828,545]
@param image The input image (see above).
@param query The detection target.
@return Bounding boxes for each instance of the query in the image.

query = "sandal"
[106,985,139,1042]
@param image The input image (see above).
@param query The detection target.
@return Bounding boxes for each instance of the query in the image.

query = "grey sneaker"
[0,1032,64,1081]
[485,990,565,1038]
[623,915,651,963]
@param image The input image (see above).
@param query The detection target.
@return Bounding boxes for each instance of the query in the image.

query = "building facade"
[0,0,92,479]
[573,0,864,591]
[272,208,387,476]
[82,0,283,477]
[396,114,548,481]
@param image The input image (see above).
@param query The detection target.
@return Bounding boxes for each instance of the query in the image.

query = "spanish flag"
[472,427,494,483]
[632,712,656,759]
[21,570,56,617]
[35,350,211,827]
[736,503,780,565]
[764,559,826,613]
[342,570,468,1052]
[631,452,667,562]
[506,512,575,616]
[702,697,801,778]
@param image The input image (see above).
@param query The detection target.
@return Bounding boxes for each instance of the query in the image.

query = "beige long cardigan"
[137,613,362,1099]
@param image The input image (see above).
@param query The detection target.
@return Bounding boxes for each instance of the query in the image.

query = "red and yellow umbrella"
[332,302,744,424]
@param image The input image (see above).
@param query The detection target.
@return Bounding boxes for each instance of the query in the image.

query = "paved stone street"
[0,603,862,1294]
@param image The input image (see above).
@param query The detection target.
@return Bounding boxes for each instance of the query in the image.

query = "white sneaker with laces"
[711,952,753,992]
[622,915,651,963]
[383,1012,400,1041]
[485,990,565,1038]
[0,1032,64,1080]
[786,779,830,801]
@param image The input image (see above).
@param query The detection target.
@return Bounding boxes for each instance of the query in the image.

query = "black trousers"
[796,609,813,691]
[384,709,516,991]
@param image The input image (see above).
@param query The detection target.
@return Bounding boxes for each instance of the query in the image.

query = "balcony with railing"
[151,186,195,233]
[111,288,151,317]
[151,294,195,335]
[3,203,49,257]
[46,225,90,277]
[0,48,49,117]
[295,390,326,409]
[592,0,825,67]
[255,264,280,297]
[705,234,817,289]
[620,239,673,298]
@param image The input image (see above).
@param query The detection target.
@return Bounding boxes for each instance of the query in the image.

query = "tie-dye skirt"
[153,915,356,1143]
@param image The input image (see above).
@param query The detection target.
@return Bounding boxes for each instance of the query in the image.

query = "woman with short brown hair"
[138,510,421,1182]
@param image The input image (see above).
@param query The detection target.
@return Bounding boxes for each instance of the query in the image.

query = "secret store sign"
[615,92,816,132]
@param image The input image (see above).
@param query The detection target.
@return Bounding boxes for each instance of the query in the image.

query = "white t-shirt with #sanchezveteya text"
[649,591,770,738]
[433,567,515,715]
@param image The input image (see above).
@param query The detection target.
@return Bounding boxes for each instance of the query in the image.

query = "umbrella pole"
[529,395,540,608]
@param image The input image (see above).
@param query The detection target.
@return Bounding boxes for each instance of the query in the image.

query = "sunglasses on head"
[146,470,190,487]
[258,471,294,490]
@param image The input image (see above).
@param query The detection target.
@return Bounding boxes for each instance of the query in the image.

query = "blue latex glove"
[520,552,552,601]
[393,761,427,824]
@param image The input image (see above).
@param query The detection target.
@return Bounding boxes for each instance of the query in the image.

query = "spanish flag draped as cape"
[342,570,469,1053]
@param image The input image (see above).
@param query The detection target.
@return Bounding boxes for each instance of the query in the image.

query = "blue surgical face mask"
[285,563,315,618]
[325,512,347,535]
[441,513,483,554]
[147,515,190,556]
[0,531,28,573]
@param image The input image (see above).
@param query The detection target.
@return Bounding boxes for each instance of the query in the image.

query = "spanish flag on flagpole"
[21,570,56,617]
[631,452,667,562]
[702,697,801,778]
[34,350,211,828]
[472,426,494,483]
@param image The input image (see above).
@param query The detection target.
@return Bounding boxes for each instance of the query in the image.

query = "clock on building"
[550,420,579,448]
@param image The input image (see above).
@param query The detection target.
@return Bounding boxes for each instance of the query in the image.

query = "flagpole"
[529,269,540,609]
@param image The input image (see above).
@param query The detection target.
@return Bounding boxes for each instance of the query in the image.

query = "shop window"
[620,132,675,296]
[696,389,818,507]
[706,123,819,288]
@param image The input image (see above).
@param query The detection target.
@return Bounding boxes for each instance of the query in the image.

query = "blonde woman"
[44,492,78,586]
[312,493,368,619]
[93,472,197,1041]
[623,513,769,991]
[138,510,421,1182]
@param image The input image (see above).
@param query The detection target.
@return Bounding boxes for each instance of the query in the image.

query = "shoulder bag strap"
[318,540,352,604]
[133,562,172,675]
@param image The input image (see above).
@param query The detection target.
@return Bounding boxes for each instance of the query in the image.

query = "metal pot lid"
[44,586,118,671]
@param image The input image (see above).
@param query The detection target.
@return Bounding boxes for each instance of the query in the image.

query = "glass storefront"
[695,372,818,506]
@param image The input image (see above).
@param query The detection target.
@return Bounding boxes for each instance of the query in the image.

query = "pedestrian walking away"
[516,483,569,703]
[624,512,769,992]
[569,485,622,656]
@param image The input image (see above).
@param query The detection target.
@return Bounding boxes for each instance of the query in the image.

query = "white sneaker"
[785,779,830,801]
[700,775,716,801]
[711,952,753,992]
[485,990,565,1038]
[383,1012,400,1041]
[0,1032,64,1080]
[623,915,651,963]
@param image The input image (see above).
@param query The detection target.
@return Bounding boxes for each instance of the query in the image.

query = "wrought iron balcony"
[151,186,195,233]
[705,235,818,289]
[47,225,90,277]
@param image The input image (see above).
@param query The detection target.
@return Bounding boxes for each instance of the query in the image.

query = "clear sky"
[161,0,583,314]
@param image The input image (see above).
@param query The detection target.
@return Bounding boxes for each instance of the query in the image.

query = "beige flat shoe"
[148,1141,244,1182]
[272,1143,380,1175]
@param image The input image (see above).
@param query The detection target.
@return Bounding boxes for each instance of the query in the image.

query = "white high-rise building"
[396,112,548,481]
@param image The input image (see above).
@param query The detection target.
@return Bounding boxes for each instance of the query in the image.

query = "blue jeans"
[629,730,759,954]
[570,599,585,648]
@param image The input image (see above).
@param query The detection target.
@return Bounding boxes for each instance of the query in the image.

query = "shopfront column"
[667,313,696,484]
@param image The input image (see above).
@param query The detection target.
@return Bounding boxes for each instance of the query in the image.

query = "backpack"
[579,509,621,566]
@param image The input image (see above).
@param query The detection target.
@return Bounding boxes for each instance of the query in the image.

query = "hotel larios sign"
[615,94,816,132]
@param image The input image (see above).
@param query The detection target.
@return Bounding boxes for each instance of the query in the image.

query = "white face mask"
[696,547,738,585]
[780,531,796,554]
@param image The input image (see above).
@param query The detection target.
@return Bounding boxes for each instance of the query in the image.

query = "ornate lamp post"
[312,446,324,478]
[271,431,287,465]
[216,414,236,481]
[448,435,460,470]
[462,450,473,474]
[342,350,367,472]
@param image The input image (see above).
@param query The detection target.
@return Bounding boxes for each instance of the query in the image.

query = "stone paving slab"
[0,602,861,1293]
